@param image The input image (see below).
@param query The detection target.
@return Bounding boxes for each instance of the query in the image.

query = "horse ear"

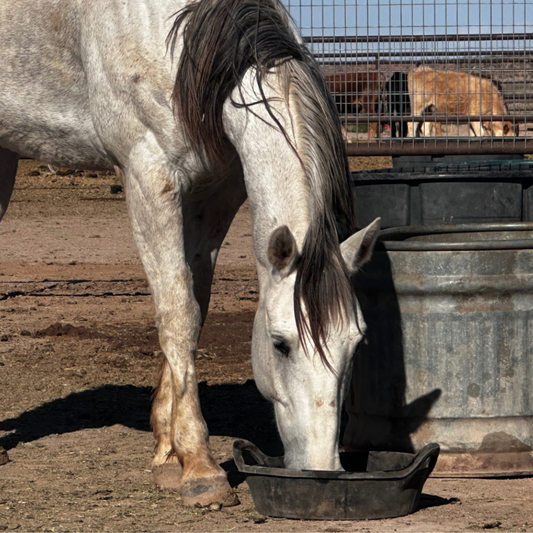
[341,218,381,273]
[267,225,298,276]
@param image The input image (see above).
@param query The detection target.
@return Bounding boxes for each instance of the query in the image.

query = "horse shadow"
[0,360,452,512]
[0,380,283,457]
[350,248,442,453]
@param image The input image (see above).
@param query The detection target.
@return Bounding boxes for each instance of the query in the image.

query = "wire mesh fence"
[285,0,533,155]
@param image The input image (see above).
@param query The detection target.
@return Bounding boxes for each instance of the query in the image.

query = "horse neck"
[223,72,315,277]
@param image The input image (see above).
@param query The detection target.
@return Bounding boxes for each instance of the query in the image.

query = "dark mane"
[168,0,356,366]
[167,0,305,169]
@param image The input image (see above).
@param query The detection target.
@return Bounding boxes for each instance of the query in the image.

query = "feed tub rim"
[233,439,440,481]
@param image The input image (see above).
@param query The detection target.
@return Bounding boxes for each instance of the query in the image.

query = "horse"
[0,0,380,507]
[325,71,384,140]
[384,72,410,138]
[407,66,516,138]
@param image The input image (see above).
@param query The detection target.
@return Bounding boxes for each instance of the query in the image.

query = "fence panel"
[286,0,533,155]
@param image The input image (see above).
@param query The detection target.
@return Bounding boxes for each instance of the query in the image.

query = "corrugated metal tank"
[345,223,533,476]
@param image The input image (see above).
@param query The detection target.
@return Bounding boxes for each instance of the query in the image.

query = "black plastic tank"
[352,155,533,229]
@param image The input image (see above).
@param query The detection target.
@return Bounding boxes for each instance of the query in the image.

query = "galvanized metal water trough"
[345,223,533,477]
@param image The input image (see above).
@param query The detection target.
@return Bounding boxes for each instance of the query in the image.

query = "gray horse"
[0,0,379,507]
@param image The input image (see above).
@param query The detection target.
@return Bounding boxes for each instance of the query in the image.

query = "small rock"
[88,173,98,178]
[483,521,502,529]
[0,335,9,342]
[110,184,123,194]
[0,447,9,465]
[29,170,40,176]
[20,330,31,336]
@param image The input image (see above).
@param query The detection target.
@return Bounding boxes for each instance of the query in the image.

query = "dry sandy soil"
[1,159,533,532]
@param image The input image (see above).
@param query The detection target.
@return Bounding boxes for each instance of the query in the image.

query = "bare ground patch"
[1,160,532,532]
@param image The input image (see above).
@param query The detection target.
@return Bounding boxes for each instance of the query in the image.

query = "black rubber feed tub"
[233,439,440,520]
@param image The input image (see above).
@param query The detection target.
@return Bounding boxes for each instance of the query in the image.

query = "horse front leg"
[368,122,378,140]
[470,121,483,136]
[122,158,244,507]
[0,148,19,222]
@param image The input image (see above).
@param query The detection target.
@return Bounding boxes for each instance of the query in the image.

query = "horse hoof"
[179,475,240,508]
[153,463,183,490]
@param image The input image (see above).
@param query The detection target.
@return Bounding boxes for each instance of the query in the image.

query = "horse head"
[252,219,380,470]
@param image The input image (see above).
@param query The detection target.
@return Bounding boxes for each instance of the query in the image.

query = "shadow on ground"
[0,380,283,456]
[418,494,461,510]
[0,381,454,511]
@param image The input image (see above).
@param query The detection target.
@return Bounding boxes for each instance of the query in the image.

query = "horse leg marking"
[152,358,176,467]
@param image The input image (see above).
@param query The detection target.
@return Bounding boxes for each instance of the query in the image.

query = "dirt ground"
[1,158,533,533]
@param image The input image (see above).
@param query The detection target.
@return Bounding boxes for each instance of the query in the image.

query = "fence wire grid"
[285,0,533,155]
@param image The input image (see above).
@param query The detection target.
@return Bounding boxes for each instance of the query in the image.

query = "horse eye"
[273,338,290,357]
